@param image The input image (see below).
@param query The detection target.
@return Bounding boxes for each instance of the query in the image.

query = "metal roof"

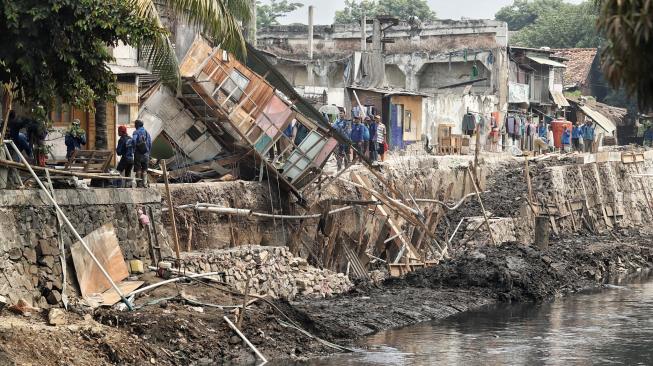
[578,104,616,134]
[550,89,570,107]
[107,64,151,75]
[527,56,567,68]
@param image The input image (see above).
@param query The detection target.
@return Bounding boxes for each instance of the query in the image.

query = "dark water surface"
[307,273,653,365]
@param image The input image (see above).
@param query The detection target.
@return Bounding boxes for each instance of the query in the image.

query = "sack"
[135,133,148,154]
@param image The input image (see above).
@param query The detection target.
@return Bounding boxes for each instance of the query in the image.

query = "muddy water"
[310,273,653,365]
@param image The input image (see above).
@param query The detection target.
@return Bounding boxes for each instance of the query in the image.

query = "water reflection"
[304,273,653,365]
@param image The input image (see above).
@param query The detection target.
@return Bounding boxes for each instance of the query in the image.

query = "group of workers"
[63,119,152,187]
[332,110,387,170]
[6,111,152,187]
[532,119,596,154]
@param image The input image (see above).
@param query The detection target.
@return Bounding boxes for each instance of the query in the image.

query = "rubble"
[182,245,353,299]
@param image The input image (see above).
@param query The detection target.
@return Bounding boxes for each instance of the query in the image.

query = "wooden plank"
[351,173,419,263]
[70,224,129,298]
[99,281,144,307]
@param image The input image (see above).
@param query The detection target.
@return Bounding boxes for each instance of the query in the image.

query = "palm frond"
[155,0,248,57]
[131,0,181,90]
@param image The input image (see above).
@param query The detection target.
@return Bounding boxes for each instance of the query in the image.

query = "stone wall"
[0,188,171,308]
[181,245,352,299]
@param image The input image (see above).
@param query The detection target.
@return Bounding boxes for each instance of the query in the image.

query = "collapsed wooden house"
[140,37,468,274]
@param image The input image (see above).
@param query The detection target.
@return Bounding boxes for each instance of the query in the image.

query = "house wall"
[391,95,422,142]
[423,93,499,140]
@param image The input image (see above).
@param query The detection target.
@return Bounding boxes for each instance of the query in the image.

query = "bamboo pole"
[161,160,181,263]
[467,166,496,245]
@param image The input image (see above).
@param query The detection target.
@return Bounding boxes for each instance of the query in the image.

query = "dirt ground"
[1,231,651,365]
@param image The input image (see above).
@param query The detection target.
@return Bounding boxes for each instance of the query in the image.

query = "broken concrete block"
[48,308,66,326]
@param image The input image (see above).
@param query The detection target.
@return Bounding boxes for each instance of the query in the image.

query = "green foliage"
[495,0,564,31]
[0,0,165,110]
[334,0,436,24]
[508,1,602,48]
[256,0,303,29]
[597,0,653,111]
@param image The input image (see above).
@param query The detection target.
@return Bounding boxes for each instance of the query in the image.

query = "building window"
[117,104,131,125]
[52,98,71,124]
[185,125,203,141]
[220,69,250,102]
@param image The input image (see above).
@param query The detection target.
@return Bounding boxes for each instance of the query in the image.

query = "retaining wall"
[0,188,171,308]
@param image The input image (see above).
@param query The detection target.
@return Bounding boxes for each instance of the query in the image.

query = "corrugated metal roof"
[579,104,616,134]
[107,64,151,75]
[527,56,567,68]
[550,89,570,107]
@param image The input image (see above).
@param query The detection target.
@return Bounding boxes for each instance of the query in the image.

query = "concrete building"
[256,19,510,149]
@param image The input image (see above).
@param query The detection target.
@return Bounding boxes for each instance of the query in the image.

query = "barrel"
[551,119,573,148]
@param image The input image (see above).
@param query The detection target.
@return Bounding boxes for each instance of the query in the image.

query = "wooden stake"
[524,157,537,214]
[237,275,251,329]
[467,166,496,245]
[161,160,181,263]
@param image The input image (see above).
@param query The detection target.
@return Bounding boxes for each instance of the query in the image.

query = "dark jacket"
[64,129,87,159]
[132,127,152,156]
[116,135,134,161]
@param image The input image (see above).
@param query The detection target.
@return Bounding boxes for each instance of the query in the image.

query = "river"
[306,273,653,365]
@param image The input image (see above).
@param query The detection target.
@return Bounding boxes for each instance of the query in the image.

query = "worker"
[64,119,86,160]
[547,125,555,153]
[132,119,152,188]
[561,126,571,153]
[333,110,350,170]
[368,116,378,161]
[6,110,32,159]
[116,125,134,187]
[572,122,583,152]
[644,125,653,147]
[581,120,595,153]
[349,116,367,163]
[374,115,387,162]
[362,117,371,159]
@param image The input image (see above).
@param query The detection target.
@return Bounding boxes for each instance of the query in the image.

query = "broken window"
[185,125,203,141]
[220,69,250,102]
[117,104,131,125]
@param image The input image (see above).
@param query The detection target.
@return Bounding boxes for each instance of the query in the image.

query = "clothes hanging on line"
[462,113,476,136]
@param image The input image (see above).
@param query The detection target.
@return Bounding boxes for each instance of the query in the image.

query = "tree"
[0,0,249,149]
[257,0,303,29]
[495,0,564,31]
[597,0,653,111]
[334,0,436,24]
[509,1,602,48]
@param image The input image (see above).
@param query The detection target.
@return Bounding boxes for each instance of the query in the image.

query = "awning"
[550,89,570,107]
[527,56,567,68]
[107,64,151,75]
[579,104,616,134]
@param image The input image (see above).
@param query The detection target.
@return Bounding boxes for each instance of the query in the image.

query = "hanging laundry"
[462,113,476,136]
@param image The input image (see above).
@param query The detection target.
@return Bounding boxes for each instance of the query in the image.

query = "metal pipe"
[126,271,223,298]
[224,315,269,364]
[308,6,314,60]
[5,140,132,310]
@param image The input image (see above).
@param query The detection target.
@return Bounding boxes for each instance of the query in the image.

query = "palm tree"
[94,0,251,149]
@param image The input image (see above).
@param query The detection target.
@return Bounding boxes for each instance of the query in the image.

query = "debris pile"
[182,245,353,299]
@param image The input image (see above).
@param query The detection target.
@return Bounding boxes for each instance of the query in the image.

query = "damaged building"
[257,18,509,149]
